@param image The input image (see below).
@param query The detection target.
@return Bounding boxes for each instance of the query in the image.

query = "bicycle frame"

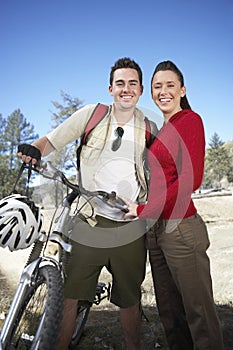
[0,161,125,349]
[0,198,71,350]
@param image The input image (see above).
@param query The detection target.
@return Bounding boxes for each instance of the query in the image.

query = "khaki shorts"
[64,216,146,308]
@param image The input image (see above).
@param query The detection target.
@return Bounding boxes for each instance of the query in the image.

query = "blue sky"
[1,0,233,145]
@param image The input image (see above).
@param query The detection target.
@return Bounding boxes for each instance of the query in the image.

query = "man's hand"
[17,144,41,165]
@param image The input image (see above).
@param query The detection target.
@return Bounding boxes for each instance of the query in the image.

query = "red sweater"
[137,110,205,219]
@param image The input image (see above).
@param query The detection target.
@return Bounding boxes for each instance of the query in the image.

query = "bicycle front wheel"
[6,265,63,350]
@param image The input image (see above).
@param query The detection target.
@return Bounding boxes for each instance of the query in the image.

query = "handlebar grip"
[67,190,79,205]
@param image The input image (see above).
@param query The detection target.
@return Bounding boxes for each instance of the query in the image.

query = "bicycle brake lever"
[115,204,129,213]
[39,161,62,180]
[104,192,129,213]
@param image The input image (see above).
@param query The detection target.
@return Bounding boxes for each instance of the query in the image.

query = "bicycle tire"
[6,265,63,350]
[69,301,92,349]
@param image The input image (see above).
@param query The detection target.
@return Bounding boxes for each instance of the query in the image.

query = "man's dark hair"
[109,57,143,86]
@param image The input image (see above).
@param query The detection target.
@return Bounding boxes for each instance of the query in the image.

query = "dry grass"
[1,267,232,350]
[72,262,233,350]
[75,302,233,350]
[1,195,233,348]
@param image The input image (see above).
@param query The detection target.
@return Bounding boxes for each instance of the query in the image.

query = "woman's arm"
[125,113,205,220]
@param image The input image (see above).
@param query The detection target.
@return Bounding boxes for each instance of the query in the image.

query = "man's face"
[109,68,143,109]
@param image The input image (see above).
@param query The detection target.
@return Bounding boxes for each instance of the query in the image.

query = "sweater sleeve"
[137,112,205,219]
[46,104,96,151]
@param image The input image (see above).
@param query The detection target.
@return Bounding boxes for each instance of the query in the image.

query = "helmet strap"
[12,162,33,196]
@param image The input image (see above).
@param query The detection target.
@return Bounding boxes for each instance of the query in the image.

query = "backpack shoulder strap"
[77,105,157,169]
[76,103,109,170]
[82,103,109,145]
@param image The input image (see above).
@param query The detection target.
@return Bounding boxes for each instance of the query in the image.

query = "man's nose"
[123,84,131,92]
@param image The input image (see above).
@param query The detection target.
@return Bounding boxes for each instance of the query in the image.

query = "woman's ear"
[181,86,186,97]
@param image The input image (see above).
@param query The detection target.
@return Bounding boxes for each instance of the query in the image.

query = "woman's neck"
[163,107,182,123]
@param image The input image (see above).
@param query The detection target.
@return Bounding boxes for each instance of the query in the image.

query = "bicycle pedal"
[96,282,106,293]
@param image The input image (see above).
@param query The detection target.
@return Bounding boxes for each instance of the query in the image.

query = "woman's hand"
[122,198,139,220]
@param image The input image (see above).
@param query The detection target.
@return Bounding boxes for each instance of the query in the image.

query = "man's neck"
[113,103,135,126]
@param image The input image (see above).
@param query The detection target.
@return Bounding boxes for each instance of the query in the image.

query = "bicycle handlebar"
[25,161,129,213]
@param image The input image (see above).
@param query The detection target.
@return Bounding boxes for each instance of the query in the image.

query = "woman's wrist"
[136,204,145,217]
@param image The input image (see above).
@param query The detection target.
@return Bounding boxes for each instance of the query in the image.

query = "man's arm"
[17,136,55,165]
[32,136,55,157]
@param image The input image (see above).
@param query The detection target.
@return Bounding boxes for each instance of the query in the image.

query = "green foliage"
[0,109,39,198]
[203,133,232,188]
[224,140,233,183]
[0,91,83,203]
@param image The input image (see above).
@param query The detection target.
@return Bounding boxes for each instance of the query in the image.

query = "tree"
[51,90,83,127]
[49,90,83,171]
[203,133,232,188]
[4,109,39,169]
[0,109,39,198]
[224,140,233,183]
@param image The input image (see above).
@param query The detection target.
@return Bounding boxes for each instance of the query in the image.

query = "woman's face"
[151,70,186,121]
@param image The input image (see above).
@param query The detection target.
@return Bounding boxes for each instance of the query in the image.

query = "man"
[18,57,157,349]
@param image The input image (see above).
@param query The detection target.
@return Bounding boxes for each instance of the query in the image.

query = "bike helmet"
[0,194,43,251]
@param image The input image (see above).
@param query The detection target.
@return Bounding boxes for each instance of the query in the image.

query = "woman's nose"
[160,85,167,94]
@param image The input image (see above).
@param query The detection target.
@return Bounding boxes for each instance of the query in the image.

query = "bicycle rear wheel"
[69,301,92,349]
[6,265,63,350]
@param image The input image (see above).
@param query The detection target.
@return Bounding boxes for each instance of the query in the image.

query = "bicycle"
[0,161,128,350]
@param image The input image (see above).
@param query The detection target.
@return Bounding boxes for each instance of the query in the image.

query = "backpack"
[76,103,156,169]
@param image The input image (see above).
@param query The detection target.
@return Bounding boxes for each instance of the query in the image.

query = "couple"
[18,58,223,349]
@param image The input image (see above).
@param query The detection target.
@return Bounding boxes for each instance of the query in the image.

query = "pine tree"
[0,109,38,198]
[204,133,231,188]
[49,90,83,171]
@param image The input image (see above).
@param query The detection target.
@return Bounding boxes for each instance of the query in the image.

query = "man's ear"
[108,85,113,95]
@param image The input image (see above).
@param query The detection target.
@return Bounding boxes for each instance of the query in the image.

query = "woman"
[124,61,224,349]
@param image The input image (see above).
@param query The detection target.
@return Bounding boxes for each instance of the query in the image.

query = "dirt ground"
[1,193,232,301]
[192,193,233,304]
[0,193,233,348]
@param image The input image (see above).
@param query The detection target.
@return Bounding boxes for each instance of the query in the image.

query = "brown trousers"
[146,214,224,350]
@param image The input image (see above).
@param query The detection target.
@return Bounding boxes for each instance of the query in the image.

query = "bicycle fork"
[0,259,41,349]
